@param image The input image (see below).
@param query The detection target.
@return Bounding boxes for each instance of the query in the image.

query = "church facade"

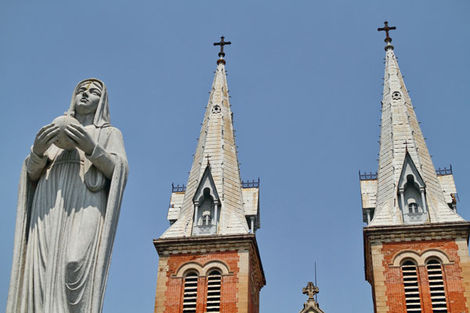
[151,24,470,313]
[360,23,470,313]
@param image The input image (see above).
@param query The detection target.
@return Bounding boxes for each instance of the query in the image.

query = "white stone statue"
[6,79,128,313]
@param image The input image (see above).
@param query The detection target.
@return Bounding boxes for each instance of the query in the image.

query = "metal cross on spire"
[205,154,211,166]
[378,21,397,50]
[213,36,231,64]
[302,282,319,301]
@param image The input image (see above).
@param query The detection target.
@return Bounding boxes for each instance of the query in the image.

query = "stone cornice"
[364,221,470,243]
[153,234,266,286]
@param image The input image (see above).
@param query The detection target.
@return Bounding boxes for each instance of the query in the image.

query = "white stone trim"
[174,260,231,277]
[175,262,204,277]
[421,250,451,265]
[201,260,230,276]
[391,249,452,267]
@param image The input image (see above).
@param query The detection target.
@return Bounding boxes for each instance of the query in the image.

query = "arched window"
[408,202,418,214]
[404,175,424,215]
[183,272,198,313]
[426,259,448,312]
[198,188,215,227]
[401,260,422,312]
[206,270,222,312]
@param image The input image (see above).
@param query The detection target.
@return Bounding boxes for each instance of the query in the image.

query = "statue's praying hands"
[32,123,59,157]
[65,123,96,155]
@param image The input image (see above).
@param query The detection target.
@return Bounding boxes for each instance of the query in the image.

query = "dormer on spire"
[192,165,220,235]
[397,152,428,224]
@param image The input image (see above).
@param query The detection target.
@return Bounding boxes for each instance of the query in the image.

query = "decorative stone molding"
[174,262,204,277]
[364,221,470,244]
[174,260,231,277]
[390,249,452,267]
[202,260,231,276]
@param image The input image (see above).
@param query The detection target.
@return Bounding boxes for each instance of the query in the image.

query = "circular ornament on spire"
[392,91,402,100]
[212,104,221,114]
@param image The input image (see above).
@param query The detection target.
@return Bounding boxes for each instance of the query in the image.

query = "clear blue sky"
[1,1,470,312]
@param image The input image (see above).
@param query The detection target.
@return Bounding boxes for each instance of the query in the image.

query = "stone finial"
[299,282,324,313]
[302,281,319,301]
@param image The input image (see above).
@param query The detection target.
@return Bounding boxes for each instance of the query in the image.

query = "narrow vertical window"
[426,259,448,312]
[183,272,198,313]
[206,270,222,312]
[402,260,422,312]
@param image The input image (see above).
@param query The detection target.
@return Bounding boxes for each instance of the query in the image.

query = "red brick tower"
[360,23,470,313]
[153,37,265,313]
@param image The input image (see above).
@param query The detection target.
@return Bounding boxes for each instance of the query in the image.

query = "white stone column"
[420,188,427,213]
[399,189,406,212]
[193,202,199,226]
[214,202,219,226]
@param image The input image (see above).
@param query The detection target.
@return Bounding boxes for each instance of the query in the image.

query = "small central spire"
[378,21,396,50]
[213,36,231,65]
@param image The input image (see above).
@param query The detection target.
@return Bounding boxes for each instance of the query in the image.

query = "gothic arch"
[192,165,221,235]
[397,152,428,224]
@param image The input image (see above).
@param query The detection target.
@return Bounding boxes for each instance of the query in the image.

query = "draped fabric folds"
[6,79,128,313]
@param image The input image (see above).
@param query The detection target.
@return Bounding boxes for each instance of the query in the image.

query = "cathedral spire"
[361,24,470,313]
[154,38,264,313]
[162,37,252,238]
[369,23,463,226]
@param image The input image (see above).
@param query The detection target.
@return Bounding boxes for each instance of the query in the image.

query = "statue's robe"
[6,79,128,313]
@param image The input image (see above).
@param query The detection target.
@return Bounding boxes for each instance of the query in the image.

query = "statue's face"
[74,81,103,115]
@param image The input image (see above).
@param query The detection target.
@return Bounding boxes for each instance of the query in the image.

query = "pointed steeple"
[369,23,463,226]
[162,37,251,238]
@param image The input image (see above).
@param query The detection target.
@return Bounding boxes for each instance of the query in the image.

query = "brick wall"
[156,251,241,313]
[376,239,468,313]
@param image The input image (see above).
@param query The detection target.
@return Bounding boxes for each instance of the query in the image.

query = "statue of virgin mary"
[6,78,128,313]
